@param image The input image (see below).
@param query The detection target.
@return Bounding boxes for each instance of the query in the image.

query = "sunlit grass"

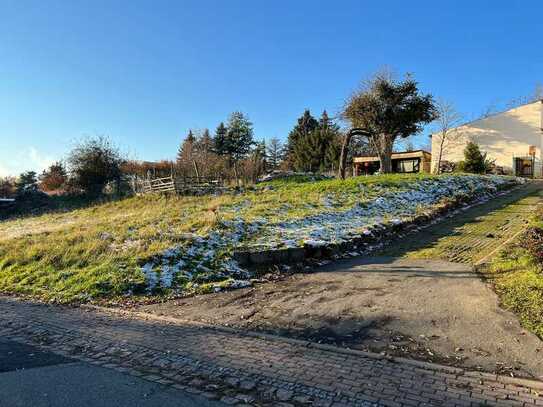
[485,210,543,339]
[0,173,450,302]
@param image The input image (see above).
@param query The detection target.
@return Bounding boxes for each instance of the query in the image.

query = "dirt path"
[139,183,543,379]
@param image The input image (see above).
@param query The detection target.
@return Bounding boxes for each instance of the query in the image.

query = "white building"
[431,100,543,177]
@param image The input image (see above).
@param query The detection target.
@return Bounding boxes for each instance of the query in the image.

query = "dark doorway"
[514,157,534,178]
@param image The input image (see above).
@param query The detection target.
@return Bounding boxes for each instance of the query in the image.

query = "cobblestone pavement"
[1,296,542,406]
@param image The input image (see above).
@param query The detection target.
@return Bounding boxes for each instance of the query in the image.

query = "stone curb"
[232,183,524,267]
[83,303,543,391]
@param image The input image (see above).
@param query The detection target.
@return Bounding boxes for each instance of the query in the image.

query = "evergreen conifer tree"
[458,141,491,174]
[286,110,319,171]
[266,138,284,170]
[226,111,254,163]
[177,130,195,164]
[213,122,229,156]
[287,110,341,172]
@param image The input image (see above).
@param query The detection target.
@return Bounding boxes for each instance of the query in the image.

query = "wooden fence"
[136,176,225,195]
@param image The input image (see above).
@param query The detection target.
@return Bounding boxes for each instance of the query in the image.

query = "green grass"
[0,173,491,303]
[485,210,543,339]
[246,173,437,221]
[0,194,222,302]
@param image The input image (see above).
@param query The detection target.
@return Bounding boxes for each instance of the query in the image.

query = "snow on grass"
[245,175,516,250]
[141,221,254,293]
[142,174,521,292]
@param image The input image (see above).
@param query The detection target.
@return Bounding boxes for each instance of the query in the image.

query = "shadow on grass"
[0,193,126,222]
[364,183,542,261]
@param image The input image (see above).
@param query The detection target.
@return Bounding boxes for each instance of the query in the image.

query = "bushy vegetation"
[0,173,461,303]
[39,161,68,192]
[16,171,39,193]
[457,141,494,174]
[0,176,17,198]
[67,136,124,195]
[486,206,543,338]
[284,110,342,173]
[176,112,270,184]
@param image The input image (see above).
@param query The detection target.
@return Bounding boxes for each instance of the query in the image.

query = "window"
[396,159,420,173]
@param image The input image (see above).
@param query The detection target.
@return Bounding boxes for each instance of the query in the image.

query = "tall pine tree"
[286,110,341,172]
[226,112,254,162]
[212,113,254,181]
[177,130,195,164]
[319,110,342,171]
[286,110,319,170]
[213,122,228,156]
[266,137,284,170]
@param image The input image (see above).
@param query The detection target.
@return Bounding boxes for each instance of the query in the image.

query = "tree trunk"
[233,162,240,186]
[338,132,353,180]
[376,135,394,174]
[192,160,200,180]
[436,131,445,174]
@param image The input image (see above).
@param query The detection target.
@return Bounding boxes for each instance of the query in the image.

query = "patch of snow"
[246,175,518,250]
[141,175,521,293]
[142,263,158,292]
[303,239,327,247]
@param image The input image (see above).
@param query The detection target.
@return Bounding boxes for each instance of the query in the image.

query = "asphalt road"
[0,339,224,407]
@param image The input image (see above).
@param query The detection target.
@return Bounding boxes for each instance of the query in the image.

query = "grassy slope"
[486,213,543,339]
[0,173,488,302]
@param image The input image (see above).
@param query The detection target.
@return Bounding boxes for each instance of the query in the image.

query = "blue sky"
[1,0,542,176]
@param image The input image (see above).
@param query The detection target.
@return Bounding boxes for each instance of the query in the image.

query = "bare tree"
[481,84,543,119]
[432,99,463,174]
[533,83,543,101]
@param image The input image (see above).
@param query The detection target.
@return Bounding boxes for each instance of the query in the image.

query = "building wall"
[431,101,543,175]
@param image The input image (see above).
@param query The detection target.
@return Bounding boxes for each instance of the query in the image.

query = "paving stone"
[189,378,205,387]
[239,380,256,390]
[293,394,313,404]
[276,388,294,401]
[0,290,542,407]
[200,391,219,400]
[235,394,254,403]
[225,376,240,387]
[220,396,239,405]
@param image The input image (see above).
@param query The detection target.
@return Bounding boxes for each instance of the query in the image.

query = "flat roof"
[353,150,431,163]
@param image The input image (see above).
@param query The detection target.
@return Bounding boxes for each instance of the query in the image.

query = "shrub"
[16,171,38,194]
[0,177,16,198]
[40,161,68,192]
[439,160,456,173]
[522,227,543,268]
[67,136,124,196]
[457,142,494,174]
